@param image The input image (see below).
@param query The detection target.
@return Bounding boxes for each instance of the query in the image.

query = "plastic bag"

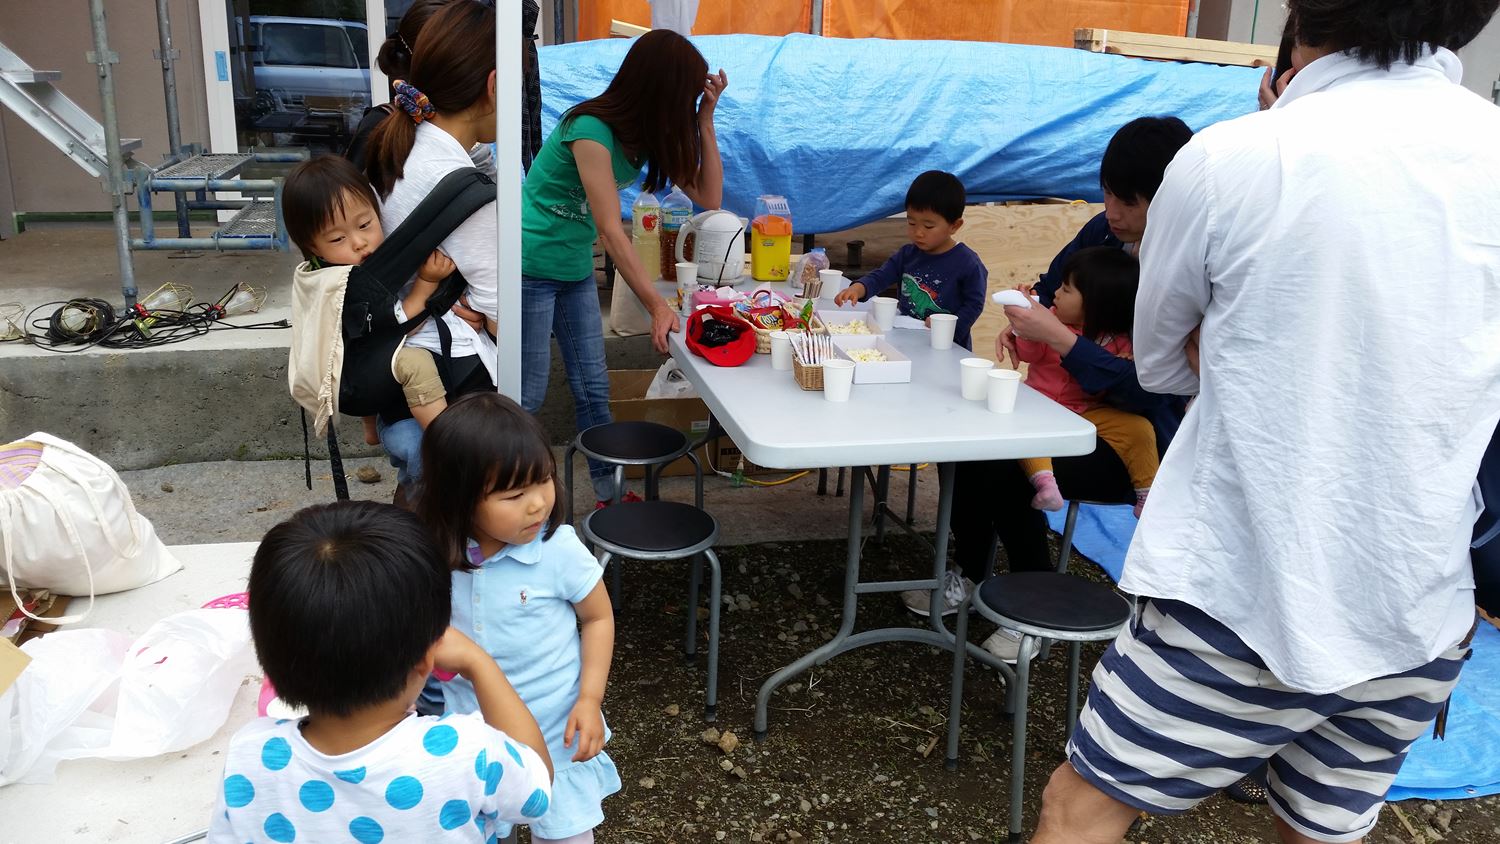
[0,607,256,786]
[790,247,829,295]
[645,360,698,400]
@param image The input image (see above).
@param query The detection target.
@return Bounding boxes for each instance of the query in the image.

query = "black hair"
[1099,117,1193,204]
[905,170,966,223]
[1288,0,1498,70]
[1060,246,1140,342]
[417,391,565,571]
[248,501,451,718]
[282,155,380,262]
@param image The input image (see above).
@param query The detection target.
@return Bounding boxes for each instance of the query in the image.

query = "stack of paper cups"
[676,262,698,316]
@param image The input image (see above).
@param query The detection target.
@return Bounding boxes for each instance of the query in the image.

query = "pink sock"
[1133,488,1150,518]
[1030,471,1064,511]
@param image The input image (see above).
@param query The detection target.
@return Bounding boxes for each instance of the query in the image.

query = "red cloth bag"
[684,306,756,367]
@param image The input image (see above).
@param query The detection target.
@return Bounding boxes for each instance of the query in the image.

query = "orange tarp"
[579,2,812,41]
[578,0,1187,45]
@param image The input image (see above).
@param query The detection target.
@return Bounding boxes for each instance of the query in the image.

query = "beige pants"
[1020,405,1158,490]
[393,346,444,408]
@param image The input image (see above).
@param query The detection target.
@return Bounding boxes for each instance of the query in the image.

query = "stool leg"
[612,465,625,506]
[597,550,617,607]
[836,467,846,497]
[702,548,723,723]
[1057,500,1080,574]
[564,444,578,525]
[1009,638,1035,844]
[1066,641,1082,742]
[684,554,702,660]
[645,464,660,501]
[612,554,623,602]
[688,451,704,510]
[817,467,828,496]
[945,594,973,770]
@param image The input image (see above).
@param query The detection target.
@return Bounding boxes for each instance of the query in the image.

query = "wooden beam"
[1074,28,1277,67]
[610,19,649,38]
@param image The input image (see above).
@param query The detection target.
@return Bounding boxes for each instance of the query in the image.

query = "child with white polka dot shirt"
[419,392,620,844]
[208,501,554,843]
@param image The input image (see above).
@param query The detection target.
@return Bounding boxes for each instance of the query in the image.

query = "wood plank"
[1075,28,1277,67]
[610,19,650,38]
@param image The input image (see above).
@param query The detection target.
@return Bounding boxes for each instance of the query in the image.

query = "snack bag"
[790,248,830,295]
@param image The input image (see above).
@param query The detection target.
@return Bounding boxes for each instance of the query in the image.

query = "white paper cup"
[676,262,698,315]
[987,368,1021,413]
[819,269,845,301]
[928,313,958,350]
[822,359,856,402]
[871,297,898,331]
[769,330,792,370]
[960,357,995,400]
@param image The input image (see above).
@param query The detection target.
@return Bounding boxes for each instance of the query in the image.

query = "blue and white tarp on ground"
[538,34,1260,232]
[1046,502,1500,802]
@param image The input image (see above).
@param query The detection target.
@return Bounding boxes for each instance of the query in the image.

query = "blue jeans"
[522,275,616,502]
[376,416,424,489]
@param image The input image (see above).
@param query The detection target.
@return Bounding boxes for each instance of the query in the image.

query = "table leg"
[874,465,892,542]
[927,463,955,637]
[755,466,866,740]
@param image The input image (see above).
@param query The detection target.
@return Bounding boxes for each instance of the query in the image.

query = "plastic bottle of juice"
[658,185,693,282]
[751,195,793,281]
[630,190,660,279]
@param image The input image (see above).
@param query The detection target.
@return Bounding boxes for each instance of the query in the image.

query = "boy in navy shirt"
[834,171,987,349]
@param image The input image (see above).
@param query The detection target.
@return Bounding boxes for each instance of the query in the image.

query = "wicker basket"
[749,311,826,354]
[792,355,825,390]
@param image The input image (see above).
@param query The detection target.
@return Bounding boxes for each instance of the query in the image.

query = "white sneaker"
[900,569,974,617]
[981,628,1042,663]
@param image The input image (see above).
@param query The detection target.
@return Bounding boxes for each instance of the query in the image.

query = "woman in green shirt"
[521,30,726,503]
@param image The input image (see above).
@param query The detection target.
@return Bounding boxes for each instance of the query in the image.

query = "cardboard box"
[606,370,715,479]
[831,336,913,384]
[606,370,787,478]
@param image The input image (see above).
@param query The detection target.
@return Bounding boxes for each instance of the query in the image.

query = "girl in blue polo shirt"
[418,392,619,844]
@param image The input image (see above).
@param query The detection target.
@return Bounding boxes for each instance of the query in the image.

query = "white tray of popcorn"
[830,335,911,384]
[817,310,884,337]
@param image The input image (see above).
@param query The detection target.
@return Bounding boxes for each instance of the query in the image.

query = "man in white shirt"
[1032,2,1500,842]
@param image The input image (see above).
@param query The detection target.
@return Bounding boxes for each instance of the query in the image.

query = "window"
[261,22,356,69]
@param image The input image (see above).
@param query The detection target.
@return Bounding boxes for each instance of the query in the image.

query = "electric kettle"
[676,209,746,286]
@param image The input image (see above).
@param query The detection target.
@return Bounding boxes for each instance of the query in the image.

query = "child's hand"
[833,282,865,307]
[996,329,1019,369]
[564,700,606,762]
[431,627,491,680]
[417,250,456,284]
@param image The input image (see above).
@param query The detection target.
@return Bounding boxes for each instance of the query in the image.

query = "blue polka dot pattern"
[223,774,254,808]
[504,741,525,768]
[423,724,459,756]
[385,775,424,810]
[263,812,296,842]
[439,799,471,830]
[486,835,498,844]
[473,750,488,780]
[483,760,502,796]
[261,737,292,771]
[349,816,384,844]
[334,766,366,784]
[520,787,549,818]
[298,779,334,812]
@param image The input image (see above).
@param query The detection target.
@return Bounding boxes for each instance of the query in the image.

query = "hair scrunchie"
[392,79,435,124]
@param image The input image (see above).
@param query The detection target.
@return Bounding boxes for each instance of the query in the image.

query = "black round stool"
[582,499,723,722]
[564,421,704,522]
[945,572,1131,843]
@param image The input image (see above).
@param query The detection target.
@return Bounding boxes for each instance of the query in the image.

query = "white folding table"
[666,309,1096,736]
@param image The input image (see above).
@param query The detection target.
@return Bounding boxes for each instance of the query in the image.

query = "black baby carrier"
[1473,421,1500,615]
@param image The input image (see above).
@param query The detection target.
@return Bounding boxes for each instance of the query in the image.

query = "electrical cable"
[20,285,288,353]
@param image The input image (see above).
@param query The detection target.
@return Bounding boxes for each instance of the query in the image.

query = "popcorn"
[845,348,887,363]
[826,319,871,335]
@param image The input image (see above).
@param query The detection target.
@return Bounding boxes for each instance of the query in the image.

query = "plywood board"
[1075,27,1277,67]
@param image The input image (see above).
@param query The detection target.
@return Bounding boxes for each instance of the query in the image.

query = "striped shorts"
[1066,599,1471,843]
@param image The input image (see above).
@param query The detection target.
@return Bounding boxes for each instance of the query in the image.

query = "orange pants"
[1020,406,1158,491]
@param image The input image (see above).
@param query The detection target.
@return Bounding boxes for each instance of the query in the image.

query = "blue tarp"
[1045,502,1500,802]
[538,34,1261,233]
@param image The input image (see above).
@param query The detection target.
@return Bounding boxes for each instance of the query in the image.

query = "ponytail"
[364,0,495,198]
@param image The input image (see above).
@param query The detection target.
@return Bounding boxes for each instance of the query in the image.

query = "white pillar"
[495,0,523,399]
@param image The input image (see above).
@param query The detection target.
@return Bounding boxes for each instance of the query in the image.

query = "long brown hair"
[566,30,708,193]
[364,0,495,198]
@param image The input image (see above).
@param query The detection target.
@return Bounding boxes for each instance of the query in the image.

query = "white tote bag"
[0,433,181,624]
